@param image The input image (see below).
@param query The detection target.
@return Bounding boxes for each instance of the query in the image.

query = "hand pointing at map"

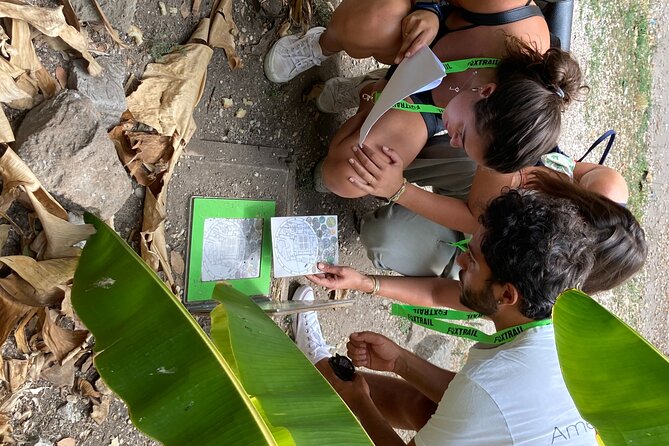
[306,263,375,294]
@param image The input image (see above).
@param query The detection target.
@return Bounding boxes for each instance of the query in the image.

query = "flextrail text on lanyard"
[442,58,500,74]
[391,304,552,345]
[370,57,500,115]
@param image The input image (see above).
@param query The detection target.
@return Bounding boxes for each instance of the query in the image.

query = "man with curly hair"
[294,181,609,445]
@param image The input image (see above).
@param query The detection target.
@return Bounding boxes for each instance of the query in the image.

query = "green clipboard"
[185,197,275,304]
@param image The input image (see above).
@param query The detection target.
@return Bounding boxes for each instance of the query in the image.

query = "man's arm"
[395,345,457,402]
[375,275,473,311]
[308,263,474,311]
[320,365,408,446]
[348,332,457,403]
[345,390,408,446]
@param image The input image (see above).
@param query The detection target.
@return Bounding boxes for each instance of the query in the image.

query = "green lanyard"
[372,91,444,114]
[372,57,500,115]
[448,238,470,252]
[391,304,552,345]
[442,57,500,74]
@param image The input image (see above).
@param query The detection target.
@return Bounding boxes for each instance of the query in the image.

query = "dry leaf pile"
[109,8,241,290]
[0,2,102,143]
[0,0,248,438]
[0,146,97,443]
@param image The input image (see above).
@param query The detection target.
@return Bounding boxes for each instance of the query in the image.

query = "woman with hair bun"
[340,36,588,253]
[265,0,586,198]
[471,37,586,173]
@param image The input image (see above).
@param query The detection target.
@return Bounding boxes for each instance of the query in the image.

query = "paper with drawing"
[271,216,338,277]
[359,47,445,145]
[201,218,263,281]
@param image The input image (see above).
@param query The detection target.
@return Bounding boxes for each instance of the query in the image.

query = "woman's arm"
[348,146,516,234]
[573,162,629,204]
[394,184,479,233]
[396,166,516,233]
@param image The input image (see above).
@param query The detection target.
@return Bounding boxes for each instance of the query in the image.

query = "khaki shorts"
[360,135,476,278]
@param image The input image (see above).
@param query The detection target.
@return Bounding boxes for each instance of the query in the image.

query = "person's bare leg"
[265,0,408,83]
[361,371,437,430]
[294,287,436,431]
[322,102,428,198]
[315,360,437,431]
[321,0,410,64]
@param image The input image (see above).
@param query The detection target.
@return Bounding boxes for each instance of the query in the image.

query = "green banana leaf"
[553,289,669,445]
[211,285,372,445]
[71,213,372,445]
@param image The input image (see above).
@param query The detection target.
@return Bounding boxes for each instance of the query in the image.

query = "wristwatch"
[412,2,444,22]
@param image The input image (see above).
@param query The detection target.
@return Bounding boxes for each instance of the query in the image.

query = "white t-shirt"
[414,325,597,446]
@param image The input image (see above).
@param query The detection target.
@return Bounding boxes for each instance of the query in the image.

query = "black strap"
[459,5,544,26]
[577,130,615,165]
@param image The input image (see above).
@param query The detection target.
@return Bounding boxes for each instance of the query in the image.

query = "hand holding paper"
[359,47,445,146]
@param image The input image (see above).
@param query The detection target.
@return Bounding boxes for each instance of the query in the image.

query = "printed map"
[271,216,338,277]
[201,218,263,281]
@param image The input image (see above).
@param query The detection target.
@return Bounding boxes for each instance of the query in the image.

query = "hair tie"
[554,86,565,99]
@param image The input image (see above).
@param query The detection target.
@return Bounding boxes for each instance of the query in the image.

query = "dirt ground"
[640,0,669,355]
[3,0,669,444]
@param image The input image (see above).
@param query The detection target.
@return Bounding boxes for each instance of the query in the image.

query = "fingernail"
[348,158,354,164]
[352,146,358,152]
[317,262,324,268]
[348,177,355,183]
[382,146,389,151]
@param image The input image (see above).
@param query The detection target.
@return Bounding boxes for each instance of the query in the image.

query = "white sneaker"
[264,27,330,83]
[292,285,331,364]
[316,68,388,113]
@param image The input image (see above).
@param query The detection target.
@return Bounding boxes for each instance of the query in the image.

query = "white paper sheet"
[359,47,446,146]
[201,218,263,281]
[271,216,338,278]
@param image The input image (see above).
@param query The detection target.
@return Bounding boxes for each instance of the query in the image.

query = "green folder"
[185,197,275,303]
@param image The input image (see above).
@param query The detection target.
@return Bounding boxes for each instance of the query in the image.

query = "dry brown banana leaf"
[0,2,102,75]
[0,110,13,143]
[289,0,312,30]
[208,0,242,68]
[41,308,87,362]
[126,39,212,141]
[0,147,68,219]
[0,291,30,345]
[58,0,80,31]
[4,358,29,393]
[90,0,128,48]
[26,189,95,260]
[0,256,77,306]
[14,309,38,354]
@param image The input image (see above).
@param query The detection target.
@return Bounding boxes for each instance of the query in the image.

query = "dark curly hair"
[526,171,647,294]
[475,37,588,173]
[479,188,596,320]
